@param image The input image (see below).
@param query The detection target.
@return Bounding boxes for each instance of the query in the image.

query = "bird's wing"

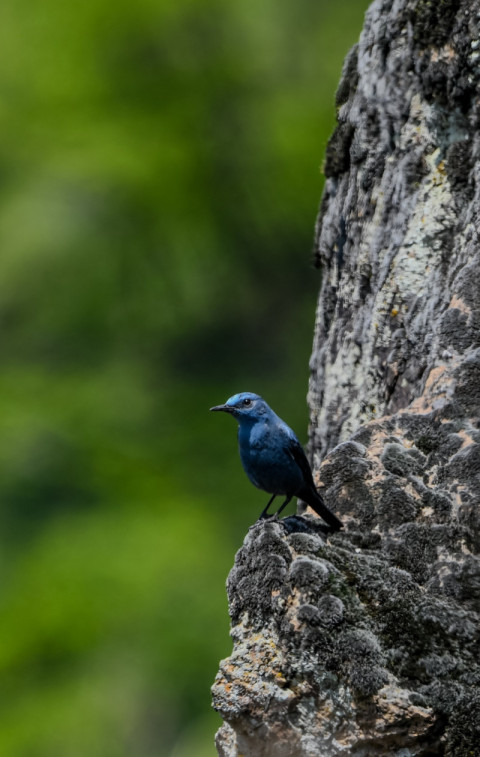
[283,430,315,486]
[282,426,343,530]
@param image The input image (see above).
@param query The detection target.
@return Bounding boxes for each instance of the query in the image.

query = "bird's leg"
[275,496,293,517]
[258,494,277,520]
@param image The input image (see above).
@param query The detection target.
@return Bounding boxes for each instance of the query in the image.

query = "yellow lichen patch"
[408,387,446,414]
[285,589,305,632]
[404,480,422,500]
[315,699,335,721]
[424,364,449,392]
[430,44,456,63]
[449,294,471,315]
[367,428,391,459]
[457,429,475,448]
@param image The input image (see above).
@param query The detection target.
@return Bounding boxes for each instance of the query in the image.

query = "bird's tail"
[299,487,343,531]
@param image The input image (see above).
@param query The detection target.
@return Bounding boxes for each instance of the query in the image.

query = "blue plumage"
[210,392,342,530]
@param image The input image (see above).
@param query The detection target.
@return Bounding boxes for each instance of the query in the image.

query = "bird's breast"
[237,422,303,495]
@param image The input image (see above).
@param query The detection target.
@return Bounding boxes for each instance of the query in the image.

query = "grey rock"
[213,0,480,754]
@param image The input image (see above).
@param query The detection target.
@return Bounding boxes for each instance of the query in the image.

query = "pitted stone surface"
[213,0,480,754]
[309,0,480,462]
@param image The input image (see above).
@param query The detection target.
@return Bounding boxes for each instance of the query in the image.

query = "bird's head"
[210,392,269,421]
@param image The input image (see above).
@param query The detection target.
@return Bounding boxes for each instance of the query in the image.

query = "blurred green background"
[0,0,370,755]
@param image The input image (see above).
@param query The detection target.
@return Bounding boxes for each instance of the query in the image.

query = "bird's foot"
[257,511,277,523]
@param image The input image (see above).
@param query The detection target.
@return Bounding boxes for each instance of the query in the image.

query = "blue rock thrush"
[210,392,343,530]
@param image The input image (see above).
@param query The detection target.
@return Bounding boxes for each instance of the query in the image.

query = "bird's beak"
[210,403,233,413]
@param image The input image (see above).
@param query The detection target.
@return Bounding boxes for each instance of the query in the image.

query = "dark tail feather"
[299,487,343,531]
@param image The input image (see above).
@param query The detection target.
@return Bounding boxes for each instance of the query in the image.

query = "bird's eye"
[242,398,252,407]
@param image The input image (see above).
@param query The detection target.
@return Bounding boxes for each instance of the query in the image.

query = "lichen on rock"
[213,0,480,753]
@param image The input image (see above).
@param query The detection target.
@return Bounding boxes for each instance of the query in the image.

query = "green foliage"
[0,0,370,754]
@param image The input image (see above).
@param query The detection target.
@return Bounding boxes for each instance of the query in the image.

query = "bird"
[210,392,343,531]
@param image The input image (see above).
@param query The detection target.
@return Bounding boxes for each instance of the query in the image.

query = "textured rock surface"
[309,0,480,460]
[213,0,480,754]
